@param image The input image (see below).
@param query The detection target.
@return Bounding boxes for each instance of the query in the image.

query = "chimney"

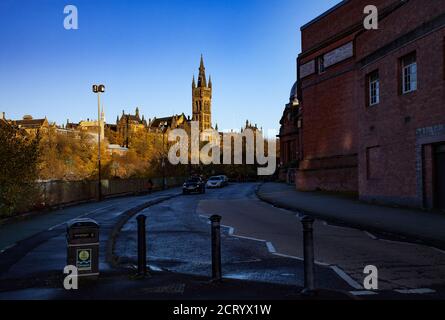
[1,112,5,120]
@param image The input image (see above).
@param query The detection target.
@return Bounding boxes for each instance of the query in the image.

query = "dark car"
[183,177,206,194]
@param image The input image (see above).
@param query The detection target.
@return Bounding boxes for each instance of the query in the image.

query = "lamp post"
[159,121,168,190]
[92,84,105,201]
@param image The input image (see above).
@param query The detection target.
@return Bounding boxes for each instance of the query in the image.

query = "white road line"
[200,213,357,289]
[221,225,235,235]
[364,231,378,240]
[271,252,330,267]
[48,204,115,231]
[233,234,266,243]
[314,260,331,267]
[322,222,354,231]
[394,288,436,294]
[0,243,16,253]
[272,252,303,261]
[330,265,363,290]
[378,238,419,247]
[266,242,277,253]
[350,290,379,296]
[433,247,445,255]
[232,259,262,264]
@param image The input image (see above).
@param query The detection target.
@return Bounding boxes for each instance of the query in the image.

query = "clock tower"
[192,55,212,131]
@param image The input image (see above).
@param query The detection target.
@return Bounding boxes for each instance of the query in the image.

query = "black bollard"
[210,215,222,282]
[300,216,316,295]
[137,215,147,276]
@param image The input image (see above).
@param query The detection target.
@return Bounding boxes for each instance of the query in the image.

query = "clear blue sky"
[0,0,340,132]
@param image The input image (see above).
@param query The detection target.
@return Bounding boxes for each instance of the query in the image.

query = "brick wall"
[297,0,445,207]
[356,0,445,207]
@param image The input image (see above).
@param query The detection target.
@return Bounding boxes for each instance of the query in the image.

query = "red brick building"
[296,0,445,211]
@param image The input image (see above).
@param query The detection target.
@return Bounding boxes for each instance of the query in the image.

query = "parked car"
[206,176,225,188]
[218,175,229,186]
[183,177,206,194]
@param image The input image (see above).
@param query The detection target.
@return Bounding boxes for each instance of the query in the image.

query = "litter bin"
[66,218,100,278]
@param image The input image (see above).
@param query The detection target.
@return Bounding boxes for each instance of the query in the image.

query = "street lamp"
[92,84,105,201]
[159,121,168,190]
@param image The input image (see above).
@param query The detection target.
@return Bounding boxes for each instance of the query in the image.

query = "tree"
[0,123,40,217]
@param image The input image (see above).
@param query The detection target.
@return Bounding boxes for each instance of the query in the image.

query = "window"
[317,56,325,74]
[401,52,417,94]
[368,70,380,106]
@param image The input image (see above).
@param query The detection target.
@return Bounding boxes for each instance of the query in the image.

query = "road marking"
[272,252,303,261]
[266,242,276,253]
[232,259,262,264]
[48,204,115,231]
[222,225,235,235]
[0,243,16,253]
[271,252,330,267]
[433,247,445,255]
[350,290,379,296]
[232,234,266,243]
[378,238,419,247]
[330,265,363,290]
[394,288,436,294]
[199,210,354,289]
[364,231,378,240]
[322,222,354,231]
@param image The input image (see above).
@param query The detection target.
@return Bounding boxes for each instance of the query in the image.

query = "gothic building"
[192,55,212,132]
[116,107,147,147]
[278,82,301,183]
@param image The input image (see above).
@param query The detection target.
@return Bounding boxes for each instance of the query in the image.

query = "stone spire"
[197,54,207,88]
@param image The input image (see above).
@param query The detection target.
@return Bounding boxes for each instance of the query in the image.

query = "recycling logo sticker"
[76,249,92,271]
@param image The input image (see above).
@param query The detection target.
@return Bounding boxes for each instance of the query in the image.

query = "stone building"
[148,113,190,133]
[66,108,105,141]
[8,115,52,135]
[296,0,445,210]
[192,55,212,132]
[278,82,301,183]
[116,107,147,147]
[148,56,213,134]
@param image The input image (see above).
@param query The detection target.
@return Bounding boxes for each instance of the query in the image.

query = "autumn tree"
[0,123,40,217]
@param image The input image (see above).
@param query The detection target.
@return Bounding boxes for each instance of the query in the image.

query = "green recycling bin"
[66,218,100,278]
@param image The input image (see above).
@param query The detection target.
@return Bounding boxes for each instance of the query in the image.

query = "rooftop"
[300,0,349,31]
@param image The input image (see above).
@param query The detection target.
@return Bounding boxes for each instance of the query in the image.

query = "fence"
[37,177,186,210]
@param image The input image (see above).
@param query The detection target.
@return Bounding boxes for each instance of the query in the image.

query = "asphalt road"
[116,183,445,298]
[1,183,445,299]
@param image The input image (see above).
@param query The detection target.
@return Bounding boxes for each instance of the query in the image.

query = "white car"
[206,176,224,188]
[218,175,229,186]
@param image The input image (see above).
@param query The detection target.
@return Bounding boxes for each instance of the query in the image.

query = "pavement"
[257,182,445,250]
[0,268,354,300]
[0,189,181,278]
